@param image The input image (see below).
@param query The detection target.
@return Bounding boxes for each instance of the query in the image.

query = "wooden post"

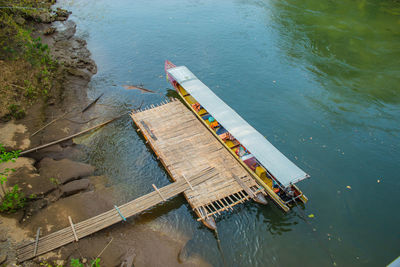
[232,175,255,198]
[217,200,226,210]
[210,202,221,215]
[227,195,236,205]
[182,175,194,191]
[152,184,166,201]
[222,198,233,211]
[33,227,41,257]
[68,216,79,242]
[238,191,246,199]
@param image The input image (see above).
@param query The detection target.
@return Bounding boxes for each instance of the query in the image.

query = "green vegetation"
[40,258,101,267]
[0,144,20,191]
[0,143,24,213]
[6,104,26,120]
[0,0,59,119]
[38,257,102,266]
[0,184,26,213]
[71,258,101,267]
[40,261,63,267]
[90,258,101,267]
[70,258,83,267]
[49,177,60,187]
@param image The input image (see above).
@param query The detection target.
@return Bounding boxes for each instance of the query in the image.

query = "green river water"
[56,0,400,266]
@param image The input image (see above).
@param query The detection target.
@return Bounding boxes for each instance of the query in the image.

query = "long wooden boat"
[165,60,310,212]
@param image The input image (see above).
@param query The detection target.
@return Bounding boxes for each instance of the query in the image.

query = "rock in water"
[61,179,91,196]
[53,20,77,41]
[55,8,71,19]
[38,157,95,184]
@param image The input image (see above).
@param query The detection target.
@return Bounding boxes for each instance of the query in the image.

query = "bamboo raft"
[16,167,217,262]
[130,98,268,229]
[17,98,270,262]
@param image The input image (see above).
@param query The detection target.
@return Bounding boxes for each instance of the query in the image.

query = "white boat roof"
[167,65,309,187]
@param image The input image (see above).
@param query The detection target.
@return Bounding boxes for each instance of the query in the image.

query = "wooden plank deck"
[16,167,217,262]
[130,99,267,222]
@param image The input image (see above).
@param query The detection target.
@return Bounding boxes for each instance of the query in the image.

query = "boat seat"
[243,156,258,171]
[184,95,197,105]
[225,139,240,149]
[198,109,208,116]
[180,87,189,96]
[216,127,227,135]
[210,121,219,129]
[202,114,212,120]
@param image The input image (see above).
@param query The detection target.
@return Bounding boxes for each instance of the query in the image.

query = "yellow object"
[179,86,189,96]
[184,95,196,105]
[255,166,267,180]
[192,103,201,111]
[308,214,315,218]
[225,140,235,148]
[292,184,308,203]
[210,121,218,128]
[198,109,207,116]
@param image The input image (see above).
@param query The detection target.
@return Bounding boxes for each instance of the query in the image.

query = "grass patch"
[0,184,26,213]
[0,0,59,120]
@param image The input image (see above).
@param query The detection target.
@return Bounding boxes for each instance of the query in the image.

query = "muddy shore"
[0,5,210,267]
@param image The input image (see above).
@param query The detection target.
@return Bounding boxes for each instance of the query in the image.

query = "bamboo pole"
[152,184,166,201]
[31,112,68,137]
[68,216,79,242]
[33,227,41,257]
[20,114,126,156]
[196,196,251,221]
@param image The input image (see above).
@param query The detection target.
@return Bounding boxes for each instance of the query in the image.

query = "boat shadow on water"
[126,194,186,225]
[254,204,301,235]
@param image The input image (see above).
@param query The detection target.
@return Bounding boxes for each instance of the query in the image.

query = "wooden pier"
[130,99,267,227]
[16,167,217,262]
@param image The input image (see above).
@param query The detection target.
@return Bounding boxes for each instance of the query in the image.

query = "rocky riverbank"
[0,5,100,265]
[0,3,209,267]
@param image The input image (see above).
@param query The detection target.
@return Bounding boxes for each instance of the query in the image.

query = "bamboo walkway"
[130,99,267,223]
[16,167,217,262]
